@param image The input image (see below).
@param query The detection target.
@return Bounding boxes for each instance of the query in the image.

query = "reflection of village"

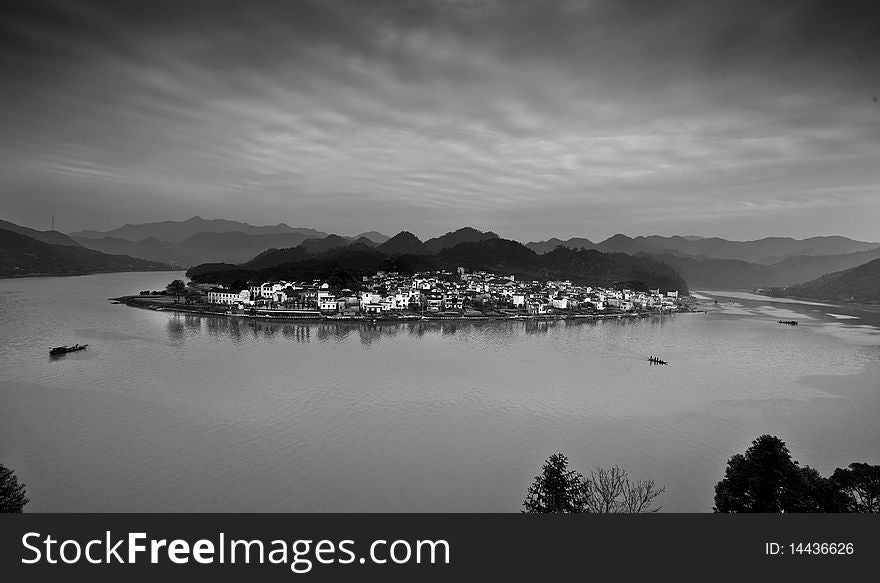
[165,311,670,347]
[200,268,689,320]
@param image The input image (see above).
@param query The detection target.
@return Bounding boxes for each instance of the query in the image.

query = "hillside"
[189,238,689,294]
[651,246,880,289]
[377,231,431,255]
[768,258,880,303]
[0,219,82,247]
[0,228,170,277]
[353,231,391,244]
[424,227,499,253]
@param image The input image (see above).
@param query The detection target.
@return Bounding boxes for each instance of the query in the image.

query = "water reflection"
[166,315,185,344]
[164,313,670,346]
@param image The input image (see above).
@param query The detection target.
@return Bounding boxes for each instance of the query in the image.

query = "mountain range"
[68,217,392,267]
[526,234,879,264]
[4,215,878,297]
[0,226,169,277]
[187,235,688,294]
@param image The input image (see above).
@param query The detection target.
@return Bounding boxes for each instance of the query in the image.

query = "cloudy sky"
[1,0,878,242]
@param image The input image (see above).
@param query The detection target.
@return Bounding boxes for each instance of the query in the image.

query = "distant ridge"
[0,226,169,277]
[69,216,328,244]
[188,237,689,294]
[424,227,499,254]
[0,218,82,247]
[377,231,431,255]
[527,234,880,264]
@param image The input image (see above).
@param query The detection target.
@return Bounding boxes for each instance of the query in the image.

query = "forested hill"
[767,258,880,304]
[187,238,689,294]
[0,227,170,277]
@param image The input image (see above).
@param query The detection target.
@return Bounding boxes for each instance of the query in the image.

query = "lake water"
[1,272,878,512]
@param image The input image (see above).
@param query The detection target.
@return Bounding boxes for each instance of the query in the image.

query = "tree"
[713,434,846,513]
[522,454,664,513]
[165,279,187,303]
[831,463,880,513]
[522,453,589,513]
[583,466,665,513]
[184,290,202,305]
[0,463,29,513]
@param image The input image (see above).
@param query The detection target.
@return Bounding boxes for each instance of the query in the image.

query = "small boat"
[49,344,88,356]
[648,356,668,365]
[777,320,799,326]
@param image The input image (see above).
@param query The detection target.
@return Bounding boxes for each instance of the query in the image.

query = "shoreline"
[112,295,701,323]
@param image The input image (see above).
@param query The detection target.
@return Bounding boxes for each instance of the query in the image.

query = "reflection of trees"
[204,315,245,343]
[281,324,311,343]
[184,315,201,331]
[202,315,318,344]
[358,324,382,346]
[316,323,354,343]
[440,322,458,336]
[166,315,185,343]
[524,320,554,335]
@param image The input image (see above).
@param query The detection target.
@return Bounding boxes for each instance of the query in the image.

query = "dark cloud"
[1,0,878,240]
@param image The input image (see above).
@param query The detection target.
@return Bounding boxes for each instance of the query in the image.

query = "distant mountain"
[188,236,689,294]
[71,235,183,265]
[69,216,328,244]
[526,237,594,254]
[528,234,880,264]
[436,238,537,270]
[72,231,316,267]
[0,219,82,247]
[298,234,351,254]
[377,231,430,255]
[351,236,378,247]
[769,258,880,303]
[0,228,169,277]
[423,227,499,254]
[175,231,314,264]
[353,231,391,244]
[651,246,880,290]
[641,235,879,264]
[240,246,312,271]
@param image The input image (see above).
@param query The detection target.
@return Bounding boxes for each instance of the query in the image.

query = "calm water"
[1,272,878,512]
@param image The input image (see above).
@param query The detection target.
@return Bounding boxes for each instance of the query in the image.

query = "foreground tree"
[522,453,589,513]
[523,455,665,513]
[165,279,187,303]
[0,464,29,513]
[583,466,665,513]
[714,435,847,512]
[831,463,880,513]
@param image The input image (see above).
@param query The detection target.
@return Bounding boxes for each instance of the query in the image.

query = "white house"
[208,288,251,305]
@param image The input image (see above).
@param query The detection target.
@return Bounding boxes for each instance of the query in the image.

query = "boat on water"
[778,320,799,326]
[49,344,88,356]
[648,356,668,365]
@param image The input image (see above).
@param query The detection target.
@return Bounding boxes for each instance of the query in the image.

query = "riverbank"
[112,294,701,323]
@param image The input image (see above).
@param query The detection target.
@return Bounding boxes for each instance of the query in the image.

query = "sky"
[1,0,878,242]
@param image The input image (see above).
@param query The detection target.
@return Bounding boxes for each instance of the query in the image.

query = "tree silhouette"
[714,434,847,512]
[523,453,589,513]
[831,463,880,513]
[523,454,664,513]
[0,464,29,513]
[583,466,665,513]
[165,279,187,303]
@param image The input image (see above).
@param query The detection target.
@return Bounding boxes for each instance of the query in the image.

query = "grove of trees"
[714,435,879,513]
[522,453,664,513]
[524,438,879,513]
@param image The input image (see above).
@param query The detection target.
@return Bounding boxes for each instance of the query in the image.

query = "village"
[198,268,688,320]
